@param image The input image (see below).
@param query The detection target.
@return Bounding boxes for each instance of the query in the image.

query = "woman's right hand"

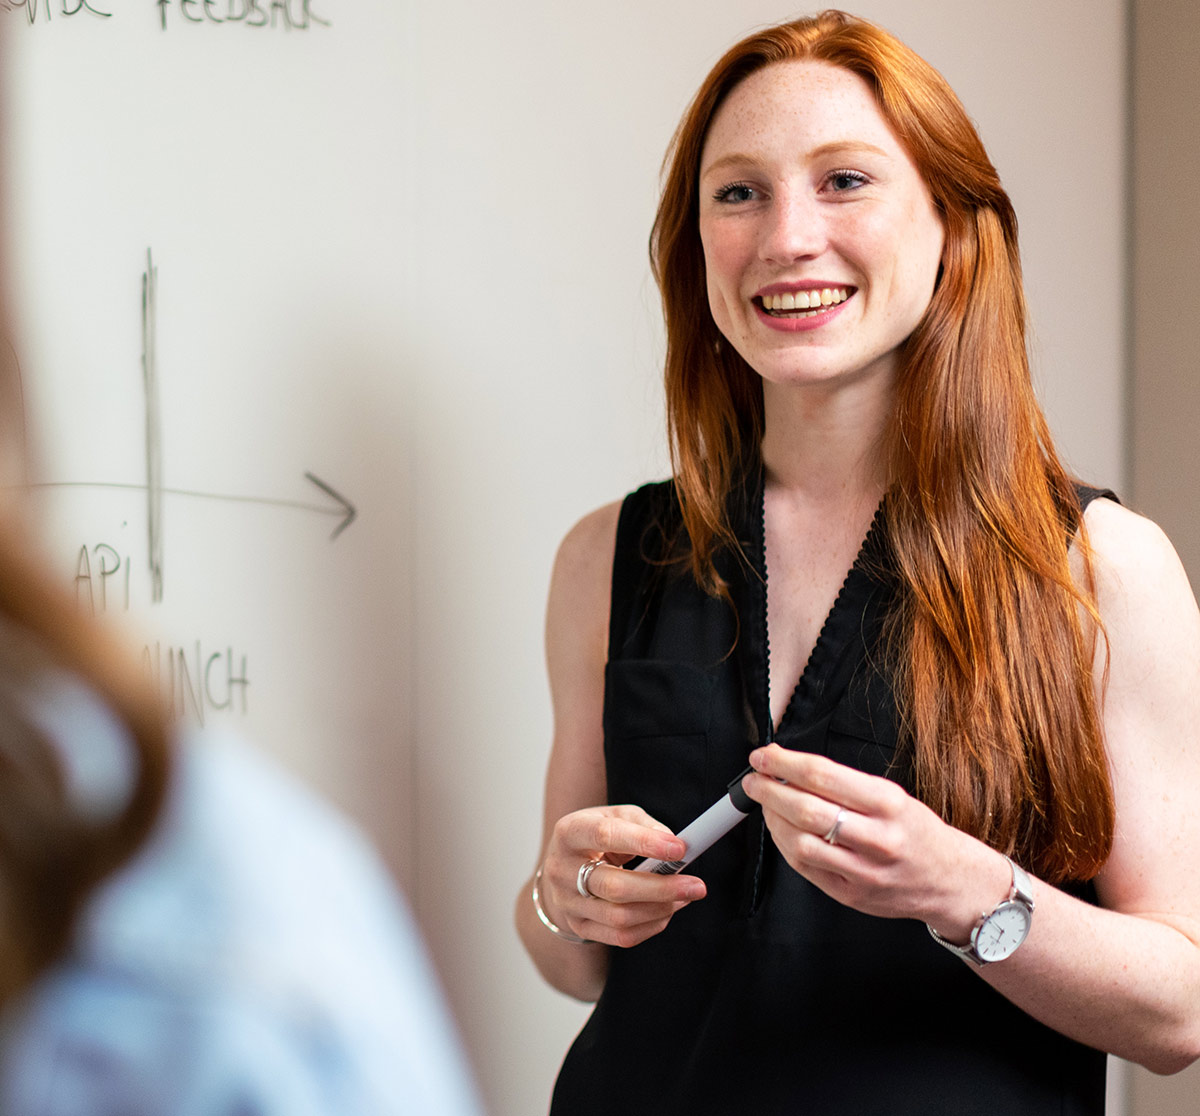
[519,503,703,997]
[538,804,707,948]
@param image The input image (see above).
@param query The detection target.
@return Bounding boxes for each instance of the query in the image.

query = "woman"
[516,11,1200,1115]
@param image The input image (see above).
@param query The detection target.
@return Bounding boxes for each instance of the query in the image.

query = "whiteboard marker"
[633,766,758,875]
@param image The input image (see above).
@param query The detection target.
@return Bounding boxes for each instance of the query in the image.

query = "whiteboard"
[1,0,418,883]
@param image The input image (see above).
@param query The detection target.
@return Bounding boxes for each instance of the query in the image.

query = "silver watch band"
[1008,859,1035,908]
[927,856,1035,966]
[927,920,987,966]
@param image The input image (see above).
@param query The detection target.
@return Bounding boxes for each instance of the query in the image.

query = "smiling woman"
[516,10,1200,1116]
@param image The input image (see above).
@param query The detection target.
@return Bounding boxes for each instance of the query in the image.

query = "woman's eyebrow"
[807,140,891,161]
[699,152,759,179]
[700,140,892,179]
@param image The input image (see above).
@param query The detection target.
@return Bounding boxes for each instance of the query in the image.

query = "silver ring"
[823,807,848,846]
[577,857,605,899]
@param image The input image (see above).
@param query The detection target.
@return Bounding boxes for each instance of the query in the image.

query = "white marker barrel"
[633,766,756,875]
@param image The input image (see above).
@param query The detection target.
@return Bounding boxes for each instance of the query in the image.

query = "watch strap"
[927,921,988,967]
[927,856,1034,966]
[1009,859,1035,910]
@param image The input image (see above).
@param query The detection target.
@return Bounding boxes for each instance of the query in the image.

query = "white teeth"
[761,287,849,313]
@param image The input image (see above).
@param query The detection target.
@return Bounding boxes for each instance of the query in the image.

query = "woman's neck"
[759,376,892,503]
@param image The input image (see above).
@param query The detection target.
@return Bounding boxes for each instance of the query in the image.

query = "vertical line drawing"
[142,248,163,603]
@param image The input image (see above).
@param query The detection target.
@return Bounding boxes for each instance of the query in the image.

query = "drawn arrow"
[301,471,357,539]
[28,471,358,541]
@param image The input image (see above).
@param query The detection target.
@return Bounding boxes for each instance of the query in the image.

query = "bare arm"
[989,497,1200,1071]
[742,498,1200,1073]
[514,503,705,1002]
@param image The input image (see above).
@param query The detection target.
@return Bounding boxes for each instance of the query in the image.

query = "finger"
[740,766,824,821]
[608,803,678,836]
[572,899,693,949]
[747,744,890,815]
[573,811,687,862]
[746,775,859,850]
[583,861,706,905]
[819,805,850,847]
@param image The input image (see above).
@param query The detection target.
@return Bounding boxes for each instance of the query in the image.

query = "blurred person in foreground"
[517,10,1200,1115]
[0,509,486,1116]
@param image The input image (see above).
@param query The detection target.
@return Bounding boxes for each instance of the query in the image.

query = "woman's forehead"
[701,61,898,167]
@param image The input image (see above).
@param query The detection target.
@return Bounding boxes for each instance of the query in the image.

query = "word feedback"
[157,0,329,29]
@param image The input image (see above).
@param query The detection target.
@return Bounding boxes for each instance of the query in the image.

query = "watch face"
[972,901,1031,962]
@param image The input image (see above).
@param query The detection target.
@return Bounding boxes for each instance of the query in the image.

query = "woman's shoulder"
[551,481,677,598]
[556,480,676,562]
[557,500,623,566]
[1079,497,1200,690]
[1081,496,1189,603]
[547,482,678,678]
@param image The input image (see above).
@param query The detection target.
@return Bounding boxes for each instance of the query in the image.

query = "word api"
[157,0,329,29]
[75,543,130,616]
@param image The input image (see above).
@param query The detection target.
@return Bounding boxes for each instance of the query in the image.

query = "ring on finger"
[577,857,606,899]
[822,807,848,847]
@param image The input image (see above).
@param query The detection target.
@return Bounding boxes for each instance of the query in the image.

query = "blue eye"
[826,170,869,192]
[712,182,757,203]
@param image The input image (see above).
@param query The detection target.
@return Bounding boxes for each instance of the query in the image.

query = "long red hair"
[650,10,1112,882]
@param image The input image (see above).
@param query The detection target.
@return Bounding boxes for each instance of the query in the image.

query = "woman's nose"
[758,192,826,264]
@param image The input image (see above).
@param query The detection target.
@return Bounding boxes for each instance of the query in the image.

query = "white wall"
[2,3,1129,1115]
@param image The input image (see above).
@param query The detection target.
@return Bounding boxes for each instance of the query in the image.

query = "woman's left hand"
[742,743,1007,938]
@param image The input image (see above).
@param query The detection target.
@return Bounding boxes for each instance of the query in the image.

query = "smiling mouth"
[756,287,852,317]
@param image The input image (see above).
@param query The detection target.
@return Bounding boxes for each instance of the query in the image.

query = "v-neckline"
[754,482,888,741]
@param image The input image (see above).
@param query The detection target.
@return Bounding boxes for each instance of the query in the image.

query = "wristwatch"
[927,856,1035,966]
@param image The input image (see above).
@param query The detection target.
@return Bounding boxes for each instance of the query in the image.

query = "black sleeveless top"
[550,476,1111,1116]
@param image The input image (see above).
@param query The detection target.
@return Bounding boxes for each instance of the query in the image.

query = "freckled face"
[698,60,945,392]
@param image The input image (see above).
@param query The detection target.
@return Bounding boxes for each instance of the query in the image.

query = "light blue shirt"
[0,707,484,1116]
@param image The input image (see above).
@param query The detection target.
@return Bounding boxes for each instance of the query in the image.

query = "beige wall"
[1131,0,1200,567]
[1129,0,1200,1112]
